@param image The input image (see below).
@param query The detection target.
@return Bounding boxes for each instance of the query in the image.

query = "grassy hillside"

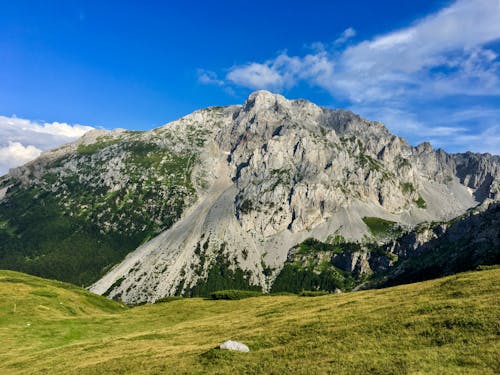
[0,269,499,374]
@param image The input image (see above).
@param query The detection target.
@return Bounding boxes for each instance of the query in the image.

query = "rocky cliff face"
[271,202,499,294]
[1,91,498,302]
[377,202,500,286]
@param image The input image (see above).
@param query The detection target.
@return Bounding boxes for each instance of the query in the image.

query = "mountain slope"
[379,202,500,287]
[271,202,500,294]
[0,91,499,301]
[1,269,499,374]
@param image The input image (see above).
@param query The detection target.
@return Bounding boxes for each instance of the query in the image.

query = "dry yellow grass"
[0,268,499,374]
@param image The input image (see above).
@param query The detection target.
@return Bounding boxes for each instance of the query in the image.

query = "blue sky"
[0,0,499,174]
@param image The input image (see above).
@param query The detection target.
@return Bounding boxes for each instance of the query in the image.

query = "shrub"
[295,238,353,255]
[210,290,263,300]
[477,264,500,271]
[401,182,415,194]
[415,196,427,208]
[239,199,253,214]
[155,296,183,304]
[299,290,330,297]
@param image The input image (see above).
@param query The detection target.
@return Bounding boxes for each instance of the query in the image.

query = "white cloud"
[351,105,500,155]
[227,62,285,90]
[0,115,94,175]
[330,0,500,102]
[334,27,356,45]
[222,0,500,101]
[197,69,224,86]
[226,51,334,91]
[211,0,500,154]
[0,142,42,175]
[428,126,500,155]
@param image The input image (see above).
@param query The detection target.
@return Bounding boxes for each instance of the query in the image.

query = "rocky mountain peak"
[416,141,433,154]
[1,91,499,303]
[242,90,288,111]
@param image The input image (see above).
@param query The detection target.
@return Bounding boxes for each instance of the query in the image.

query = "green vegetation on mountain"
[0,132,201,286]
[76,138,120,154]
[0,269,498,374]
[273,204,499,294]
[380,204,500,288]
[294,237,357,255]
[401,182,416,194]
[416,195,427,208]
[362,216,403,239]
[0,188,137,286]
[271,262,357,293]
[188,252,261,297]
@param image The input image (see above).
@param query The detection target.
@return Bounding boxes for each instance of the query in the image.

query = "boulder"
[219,340,250,352]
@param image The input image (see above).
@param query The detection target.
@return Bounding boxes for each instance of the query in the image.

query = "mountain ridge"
[0,91,498,302]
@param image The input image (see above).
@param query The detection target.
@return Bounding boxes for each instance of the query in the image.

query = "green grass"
[362,216,403,239]
[1,268,498,374]
[76,138,120,155]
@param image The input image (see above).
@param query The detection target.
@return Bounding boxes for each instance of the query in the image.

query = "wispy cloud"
[427,126,500,155]
[0,115,94,175]
[197,69,224,86]
[334,27,356,45]
[226,51,334,91]
[330,0,500,102]
[201,0,500,154]
[227,62,285,90]
[352,105,500,154]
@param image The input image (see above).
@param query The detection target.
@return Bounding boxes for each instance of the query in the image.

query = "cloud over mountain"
[0,115,94,175]
[201,0,500,154]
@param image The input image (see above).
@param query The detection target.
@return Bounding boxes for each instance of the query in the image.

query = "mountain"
[0,91,498,302]
[271,202,500,294]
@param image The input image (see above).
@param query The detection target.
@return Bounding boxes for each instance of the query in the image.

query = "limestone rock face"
[4,90,498,303]
[87,91,499,302]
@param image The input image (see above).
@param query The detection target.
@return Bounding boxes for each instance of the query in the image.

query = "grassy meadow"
[0,268,499,374]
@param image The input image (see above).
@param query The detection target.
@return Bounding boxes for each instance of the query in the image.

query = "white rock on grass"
[219,340,249,352]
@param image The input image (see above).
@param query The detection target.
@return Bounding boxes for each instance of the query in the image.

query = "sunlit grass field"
[1,268,499,374]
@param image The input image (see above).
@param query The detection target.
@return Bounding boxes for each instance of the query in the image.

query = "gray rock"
[4,90,498,303]
[219,340,249,352]
[89,91,499,303]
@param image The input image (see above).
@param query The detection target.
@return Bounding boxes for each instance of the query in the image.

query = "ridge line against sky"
[0,0,499,175]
